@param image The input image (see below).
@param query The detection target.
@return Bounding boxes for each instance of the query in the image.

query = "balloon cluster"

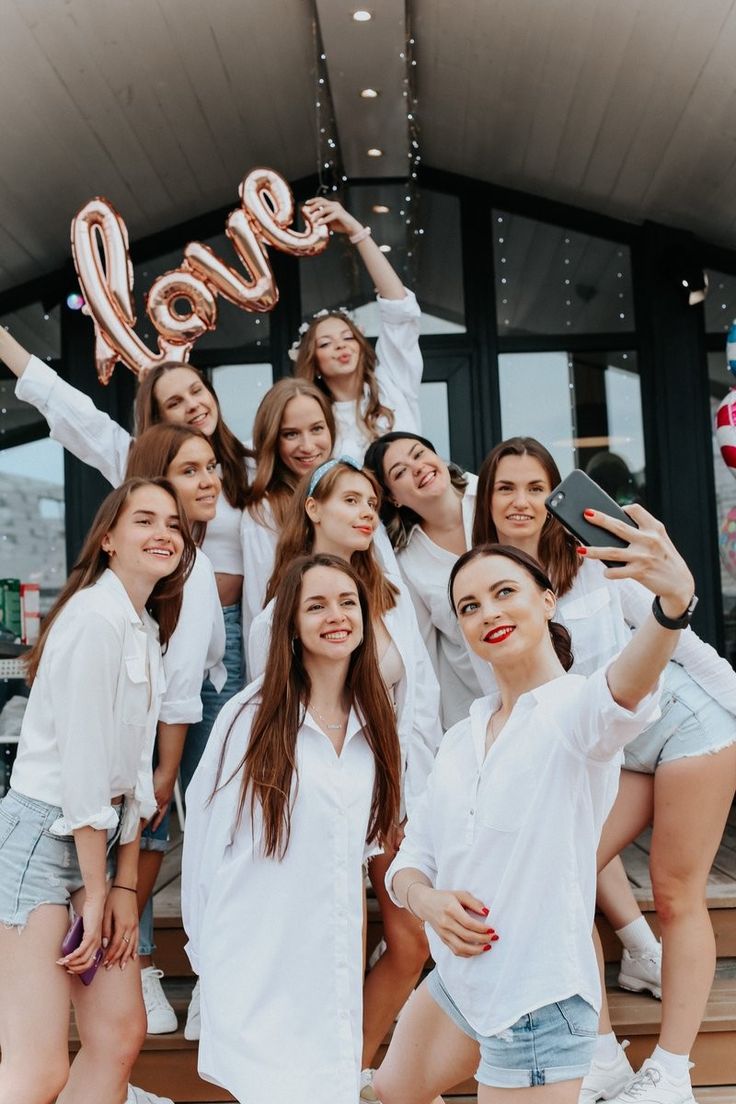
[71,168,329,383]
[715,321,736,475]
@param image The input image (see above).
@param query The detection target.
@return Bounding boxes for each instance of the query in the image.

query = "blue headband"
[307,455,363,497]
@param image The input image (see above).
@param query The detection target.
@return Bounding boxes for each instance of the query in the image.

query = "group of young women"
[0,196,733,1104]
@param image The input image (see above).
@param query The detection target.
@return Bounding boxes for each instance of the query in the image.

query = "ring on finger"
[122,935,130,944]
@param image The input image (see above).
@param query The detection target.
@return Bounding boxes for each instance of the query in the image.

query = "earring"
[291,637,299,655]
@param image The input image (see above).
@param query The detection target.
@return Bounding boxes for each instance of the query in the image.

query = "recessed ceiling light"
[360,88,379,98]
[372,204,390,214]
[367,147,383,157]
[353,9,372,20]
[378,244,391,253]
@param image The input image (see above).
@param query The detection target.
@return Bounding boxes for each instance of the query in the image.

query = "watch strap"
[651,593,698,630]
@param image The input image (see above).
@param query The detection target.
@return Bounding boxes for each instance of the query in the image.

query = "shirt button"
[469,809,475,815]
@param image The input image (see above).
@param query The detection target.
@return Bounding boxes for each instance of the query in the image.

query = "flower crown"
[287,307,364,362]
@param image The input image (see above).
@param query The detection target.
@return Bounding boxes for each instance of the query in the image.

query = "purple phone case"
[61,914,103,985]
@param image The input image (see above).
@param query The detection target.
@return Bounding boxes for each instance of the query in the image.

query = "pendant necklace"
[309,703,347,732]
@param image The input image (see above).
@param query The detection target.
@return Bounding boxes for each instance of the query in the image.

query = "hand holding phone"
[59,913,103,985]
[545,469,638,567]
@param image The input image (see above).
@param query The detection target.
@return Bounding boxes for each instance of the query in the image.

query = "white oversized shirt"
[15,355,245,574]
[388,668,661,1037]
[247,566,442,817]
[182,680,377,1104]
[11,570,162,843]
[396,475,482,729]
[333,289,423,461]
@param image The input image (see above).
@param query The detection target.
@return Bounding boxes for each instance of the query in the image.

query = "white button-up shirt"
[182,680,377,1104]
[333,289,423,461]
[387,668,660,1037]
[11,570,163,843]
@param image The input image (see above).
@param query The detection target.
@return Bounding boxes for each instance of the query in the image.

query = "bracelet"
[111,884,138,894]
[349,225,372,245]
[651,593,698,631]
[404,879,426,920]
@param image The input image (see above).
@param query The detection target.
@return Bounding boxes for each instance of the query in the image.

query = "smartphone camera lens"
[551,493,564,507]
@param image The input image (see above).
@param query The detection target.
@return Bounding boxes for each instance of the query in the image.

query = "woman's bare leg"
[597,857,644,931]
[478,1080,583,1103]
[372,978,479,1104]
[649,742,736,1053]
[0,904,71,1104]
[363,851,430,1067]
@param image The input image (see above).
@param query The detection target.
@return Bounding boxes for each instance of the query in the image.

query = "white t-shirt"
[387,668,660,1037]
[182,680,377,1104]
[11,570,163,843]
[332,289,423,461]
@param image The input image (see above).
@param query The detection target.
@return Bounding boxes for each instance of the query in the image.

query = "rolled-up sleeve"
[375,289,423,423]
[160,554,226,724]
[563,666,662,762]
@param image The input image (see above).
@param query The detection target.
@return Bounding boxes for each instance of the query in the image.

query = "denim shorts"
[624,661,736,774]
[0,790,121,928]
[426,969,597,1088]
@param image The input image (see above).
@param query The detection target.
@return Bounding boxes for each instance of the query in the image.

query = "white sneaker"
[127,1087,174,1104]
[608,1059,696,1103]
[618,943,663,1000]
[579,1040,635,1102]
[360,1069,380,1102]
[141,966,177,1034]
[184,977,200,1041]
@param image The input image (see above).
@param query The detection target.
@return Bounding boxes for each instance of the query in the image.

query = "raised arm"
[0,326,32,377]
[582,504,696,711]
[303,197,406,300]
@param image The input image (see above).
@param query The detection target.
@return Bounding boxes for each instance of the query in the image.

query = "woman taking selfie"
[472,437,736,1104]
[0,478,193,1104]
[370,501,694,1104]
[182,554,401,1104]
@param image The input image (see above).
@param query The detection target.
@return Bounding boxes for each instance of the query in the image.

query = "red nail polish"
[490,933,499,941]
[481,907,489,916]
[483,943,492,951]
[583,509,595,518]
[576,546,587,556]
[486,928,494,934]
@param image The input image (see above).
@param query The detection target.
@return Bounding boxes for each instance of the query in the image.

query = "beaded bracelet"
[349,225,372,245]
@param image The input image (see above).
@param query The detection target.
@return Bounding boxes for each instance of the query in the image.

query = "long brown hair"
[294,311,394,440]
[364,431,469,552]
[473,437,580,598]
[134,361,253,510]
[215,554,401,858]
[247,377,336,528]
[449,543,574,671]
[26,478,196,682]
[125,423,215,545]
[265,461,399,613]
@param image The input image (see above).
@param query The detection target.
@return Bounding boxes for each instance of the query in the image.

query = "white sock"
[650,1045,690,1080]
[594,1032,621,1063]
[616,916,660,955]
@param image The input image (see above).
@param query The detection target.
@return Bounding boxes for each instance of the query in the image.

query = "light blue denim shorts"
[624,661,736,774]
[426,969,597,1088]
[0,790,121,928]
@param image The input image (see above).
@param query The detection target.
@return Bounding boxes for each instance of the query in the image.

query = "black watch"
[651,594,698,630]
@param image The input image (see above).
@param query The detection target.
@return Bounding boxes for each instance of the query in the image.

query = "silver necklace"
[309,703,347,732]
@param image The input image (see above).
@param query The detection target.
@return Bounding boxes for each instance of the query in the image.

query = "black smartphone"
[545,469,638,567]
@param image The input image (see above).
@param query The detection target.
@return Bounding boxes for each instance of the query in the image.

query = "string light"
[311,11,344,195]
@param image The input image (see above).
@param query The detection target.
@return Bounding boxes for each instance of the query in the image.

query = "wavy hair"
[294,311,395,440]
[26,478,196,682]
[265,461,398,614]
[134,361,252,510]
[449,543,574,672]
[214,554,401,859]
[473,437,580,598]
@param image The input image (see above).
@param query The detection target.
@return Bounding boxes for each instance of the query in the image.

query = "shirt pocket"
[559,587,622,675]
[122,654,150,727]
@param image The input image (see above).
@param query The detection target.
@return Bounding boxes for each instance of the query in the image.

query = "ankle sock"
[616,916,660,956]
[650,1045,690,1080]
[594,1031,621,1064]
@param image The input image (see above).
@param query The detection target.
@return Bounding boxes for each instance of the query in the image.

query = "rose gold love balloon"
[71,168,329,383]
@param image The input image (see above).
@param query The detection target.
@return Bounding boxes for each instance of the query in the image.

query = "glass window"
[1,302,61,362]
[705,269,736,334]
[133,234,270,353]
[493,212,634,336]
[210,363,274,444]
[710,351,736,664]
[300,185,466,336]
[0,438,66,612]
[498,349,644,500]
[417,381,451,460]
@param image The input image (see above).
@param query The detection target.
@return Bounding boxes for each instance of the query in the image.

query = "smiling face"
[278,395,333,477]
[452,553,556,668]
[295,564,364,663]
[306,471,378,558]
[490,454,551,552]
[153,367,219,436]
[381,436,451,512]
[164,437,221,524]
[102,484,184,586]
[313,315,361,384]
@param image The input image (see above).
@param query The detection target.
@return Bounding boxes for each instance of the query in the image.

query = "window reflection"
[210,363,274,444]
